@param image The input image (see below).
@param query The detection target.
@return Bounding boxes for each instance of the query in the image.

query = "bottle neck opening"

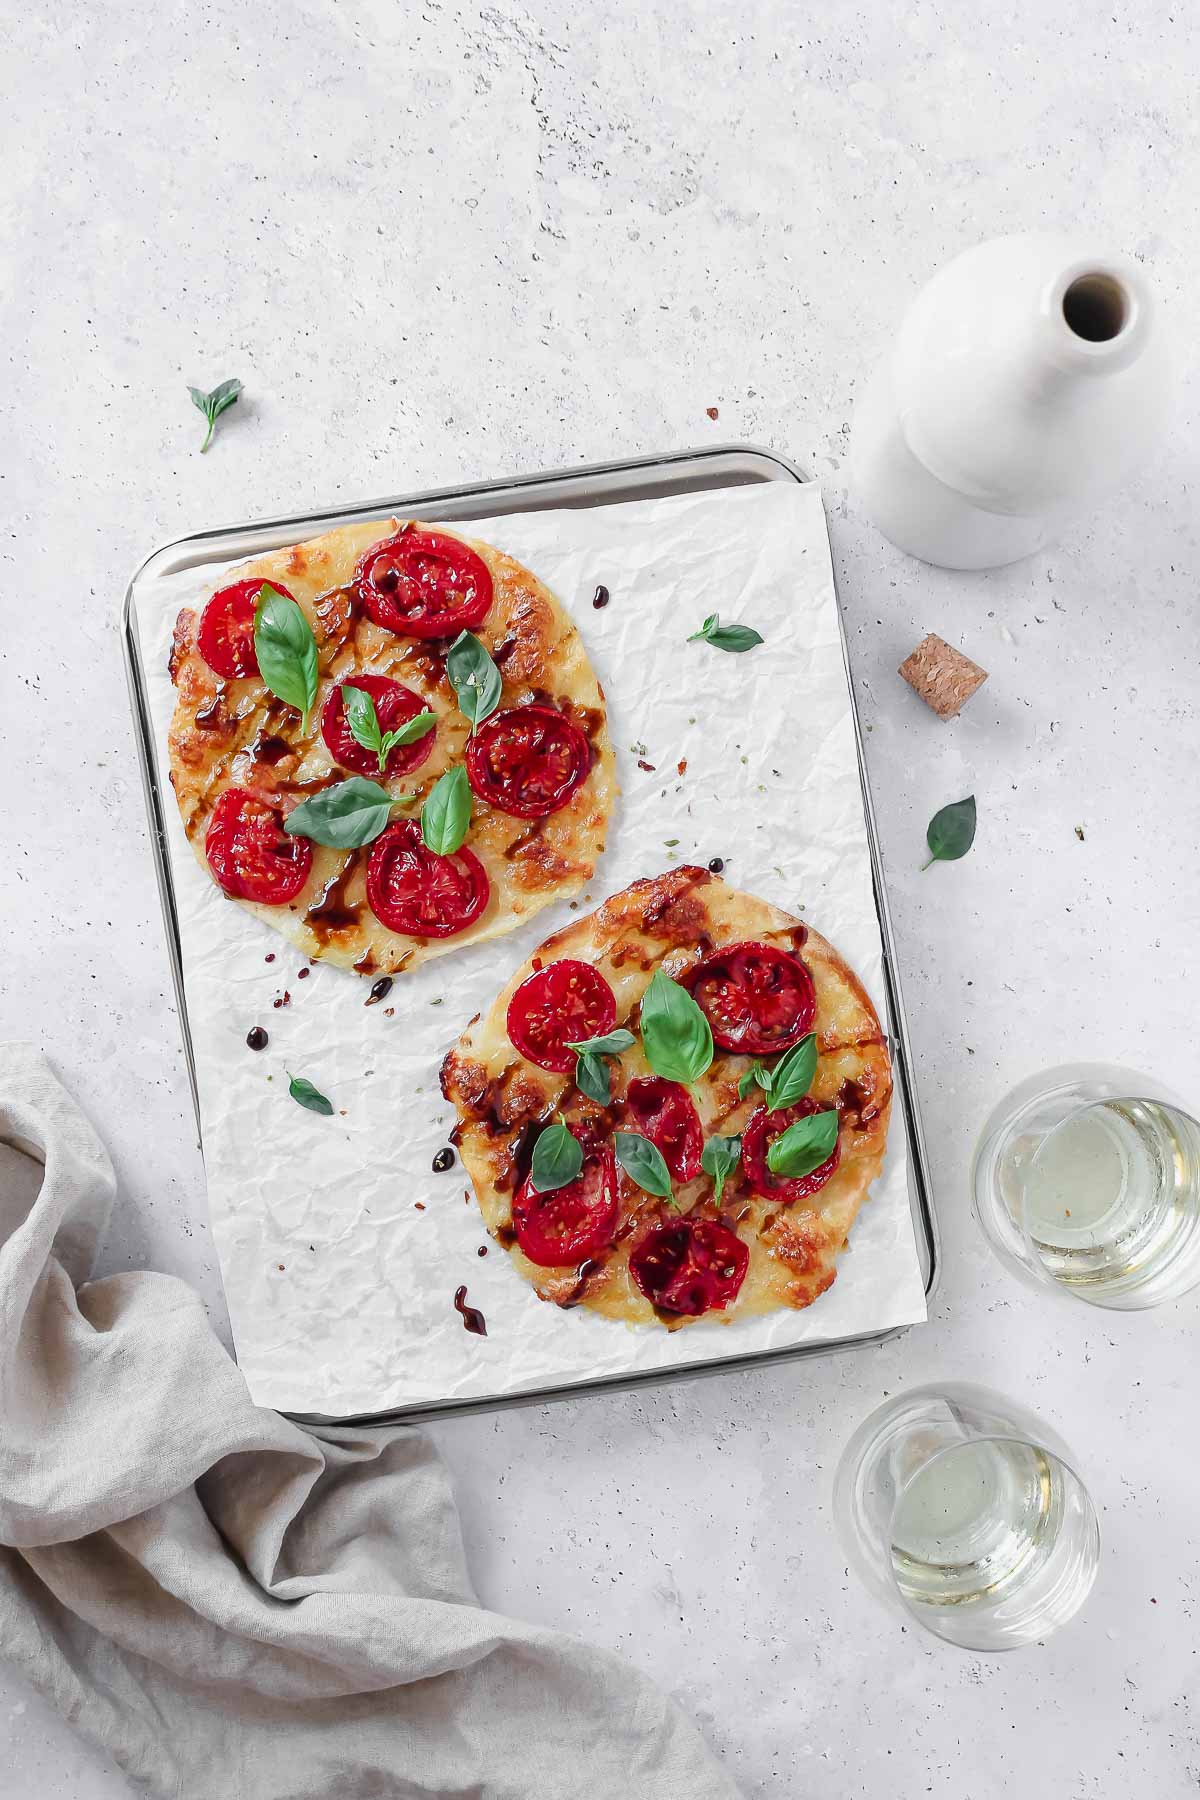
[1062,272,1129,342]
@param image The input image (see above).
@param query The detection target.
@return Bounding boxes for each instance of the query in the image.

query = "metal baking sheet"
[122,444,939,1423]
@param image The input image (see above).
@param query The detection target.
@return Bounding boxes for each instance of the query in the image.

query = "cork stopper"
[898,633,988,719]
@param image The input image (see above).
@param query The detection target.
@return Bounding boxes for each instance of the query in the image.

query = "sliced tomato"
[465,704,590,819]
[512,1138,619,1267]
[365,819,489,938]
[682,940,816,1055]
[629,1218,749,1316]
[320,674,436,777]
[741,1097,841,1203]
[506,959,617,1073]
[197,578,290,680]
[625,1077,703,1182]
[204,787,312,904]
[356,528,492,638]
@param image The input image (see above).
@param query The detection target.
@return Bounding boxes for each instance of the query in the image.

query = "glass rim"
[881,1430,1101,1651]
[971,1064,1200,1305]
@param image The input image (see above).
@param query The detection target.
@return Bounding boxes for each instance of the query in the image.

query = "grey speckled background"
[2,0,1199,1794]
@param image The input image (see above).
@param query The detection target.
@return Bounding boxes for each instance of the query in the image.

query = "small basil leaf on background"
[254,585,319,732]
[284,777,396,848]
[764,1033,817,1112]
[568,1028,636,1057]
[701,1134,742,1204]
[687,612,764,654]
[447,630,502,732]
[574,1052,612,1107]
[288,1073,333,1116]
[766,1109,839,1178]
[529,1122,584,1194]
[614,1131,674,1202]
[188,377,242,452]
[639,968,713,1085]
[420,765,472,855]
[923,795,977,869]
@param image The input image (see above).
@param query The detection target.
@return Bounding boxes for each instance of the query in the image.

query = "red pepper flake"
[638,758,656,772]
[272,991,292,1010]
[414,1201,426,1211]
[384,1006,395,1017]
[277,1263,285,1271]
[298,967,310,980]
[706,406,719,420]
[677,757,688,776]
[531,956,543,972]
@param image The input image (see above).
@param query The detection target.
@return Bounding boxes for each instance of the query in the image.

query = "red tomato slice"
[321,674,436,777]
[625,1077,703,1182]
[629,1218,749,1316]
[741,1098,841,1203]
[464,704,591,819]
[356,528,492,638]
[197,578,290,680]
[512,1137,619,1267]
[365,819,489,938]
[682,940,816,1054]
[204,787,312,905]
[506,959,617,1072]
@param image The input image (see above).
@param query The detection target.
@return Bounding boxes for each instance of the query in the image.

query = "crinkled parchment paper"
[135,481,927,1414]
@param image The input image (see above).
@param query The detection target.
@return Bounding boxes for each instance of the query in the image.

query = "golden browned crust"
[167,519,617,974]
[441,869,892,1328]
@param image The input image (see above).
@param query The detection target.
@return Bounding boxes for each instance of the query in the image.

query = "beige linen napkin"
[0,1045,737,1799]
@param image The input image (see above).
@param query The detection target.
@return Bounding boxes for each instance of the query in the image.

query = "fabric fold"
[0,1045,738,1799]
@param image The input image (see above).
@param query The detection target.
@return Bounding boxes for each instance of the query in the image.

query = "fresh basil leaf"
[766,1108,839,1178]
[701,1134,742,1205]
[614,1131,674,1201]
[567,1028,636,1057]
[639,968,713,1085]
[567,1028,634,1107]
[687,611,764,654]
[341,683,385,757]
[764,1033,817,1112]
[288,1073,333,1116]
[381,711,437,750]
[254,585,319,732]
[342,685,436,774]
[738,1062,769,1101]
[529,1122,584,1194]
[447,630,502,732]
[923,795,977,869]
[420,764,472,855]
[284,776,395,848]
[188,377,242,453]
[574,1051,612,1107]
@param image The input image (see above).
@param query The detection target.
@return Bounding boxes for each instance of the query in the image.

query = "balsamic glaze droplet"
[453,1285,487,1336]
[707,857,725,874]
[477,1244,488,1257]
[246,1027,268,1051]
[592,584,610,609]
[432,1147,455,1173]
[365,975,394,1008]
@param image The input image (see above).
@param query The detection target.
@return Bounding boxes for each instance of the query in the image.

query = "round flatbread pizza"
[441,865,892,1328]
[167,519,616,975]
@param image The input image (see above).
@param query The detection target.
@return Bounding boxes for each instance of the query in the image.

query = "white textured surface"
[2,0,1198,1795]
[135,482,925,1414]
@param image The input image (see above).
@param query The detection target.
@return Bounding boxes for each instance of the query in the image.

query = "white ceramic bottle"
[849,234,1169,569]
